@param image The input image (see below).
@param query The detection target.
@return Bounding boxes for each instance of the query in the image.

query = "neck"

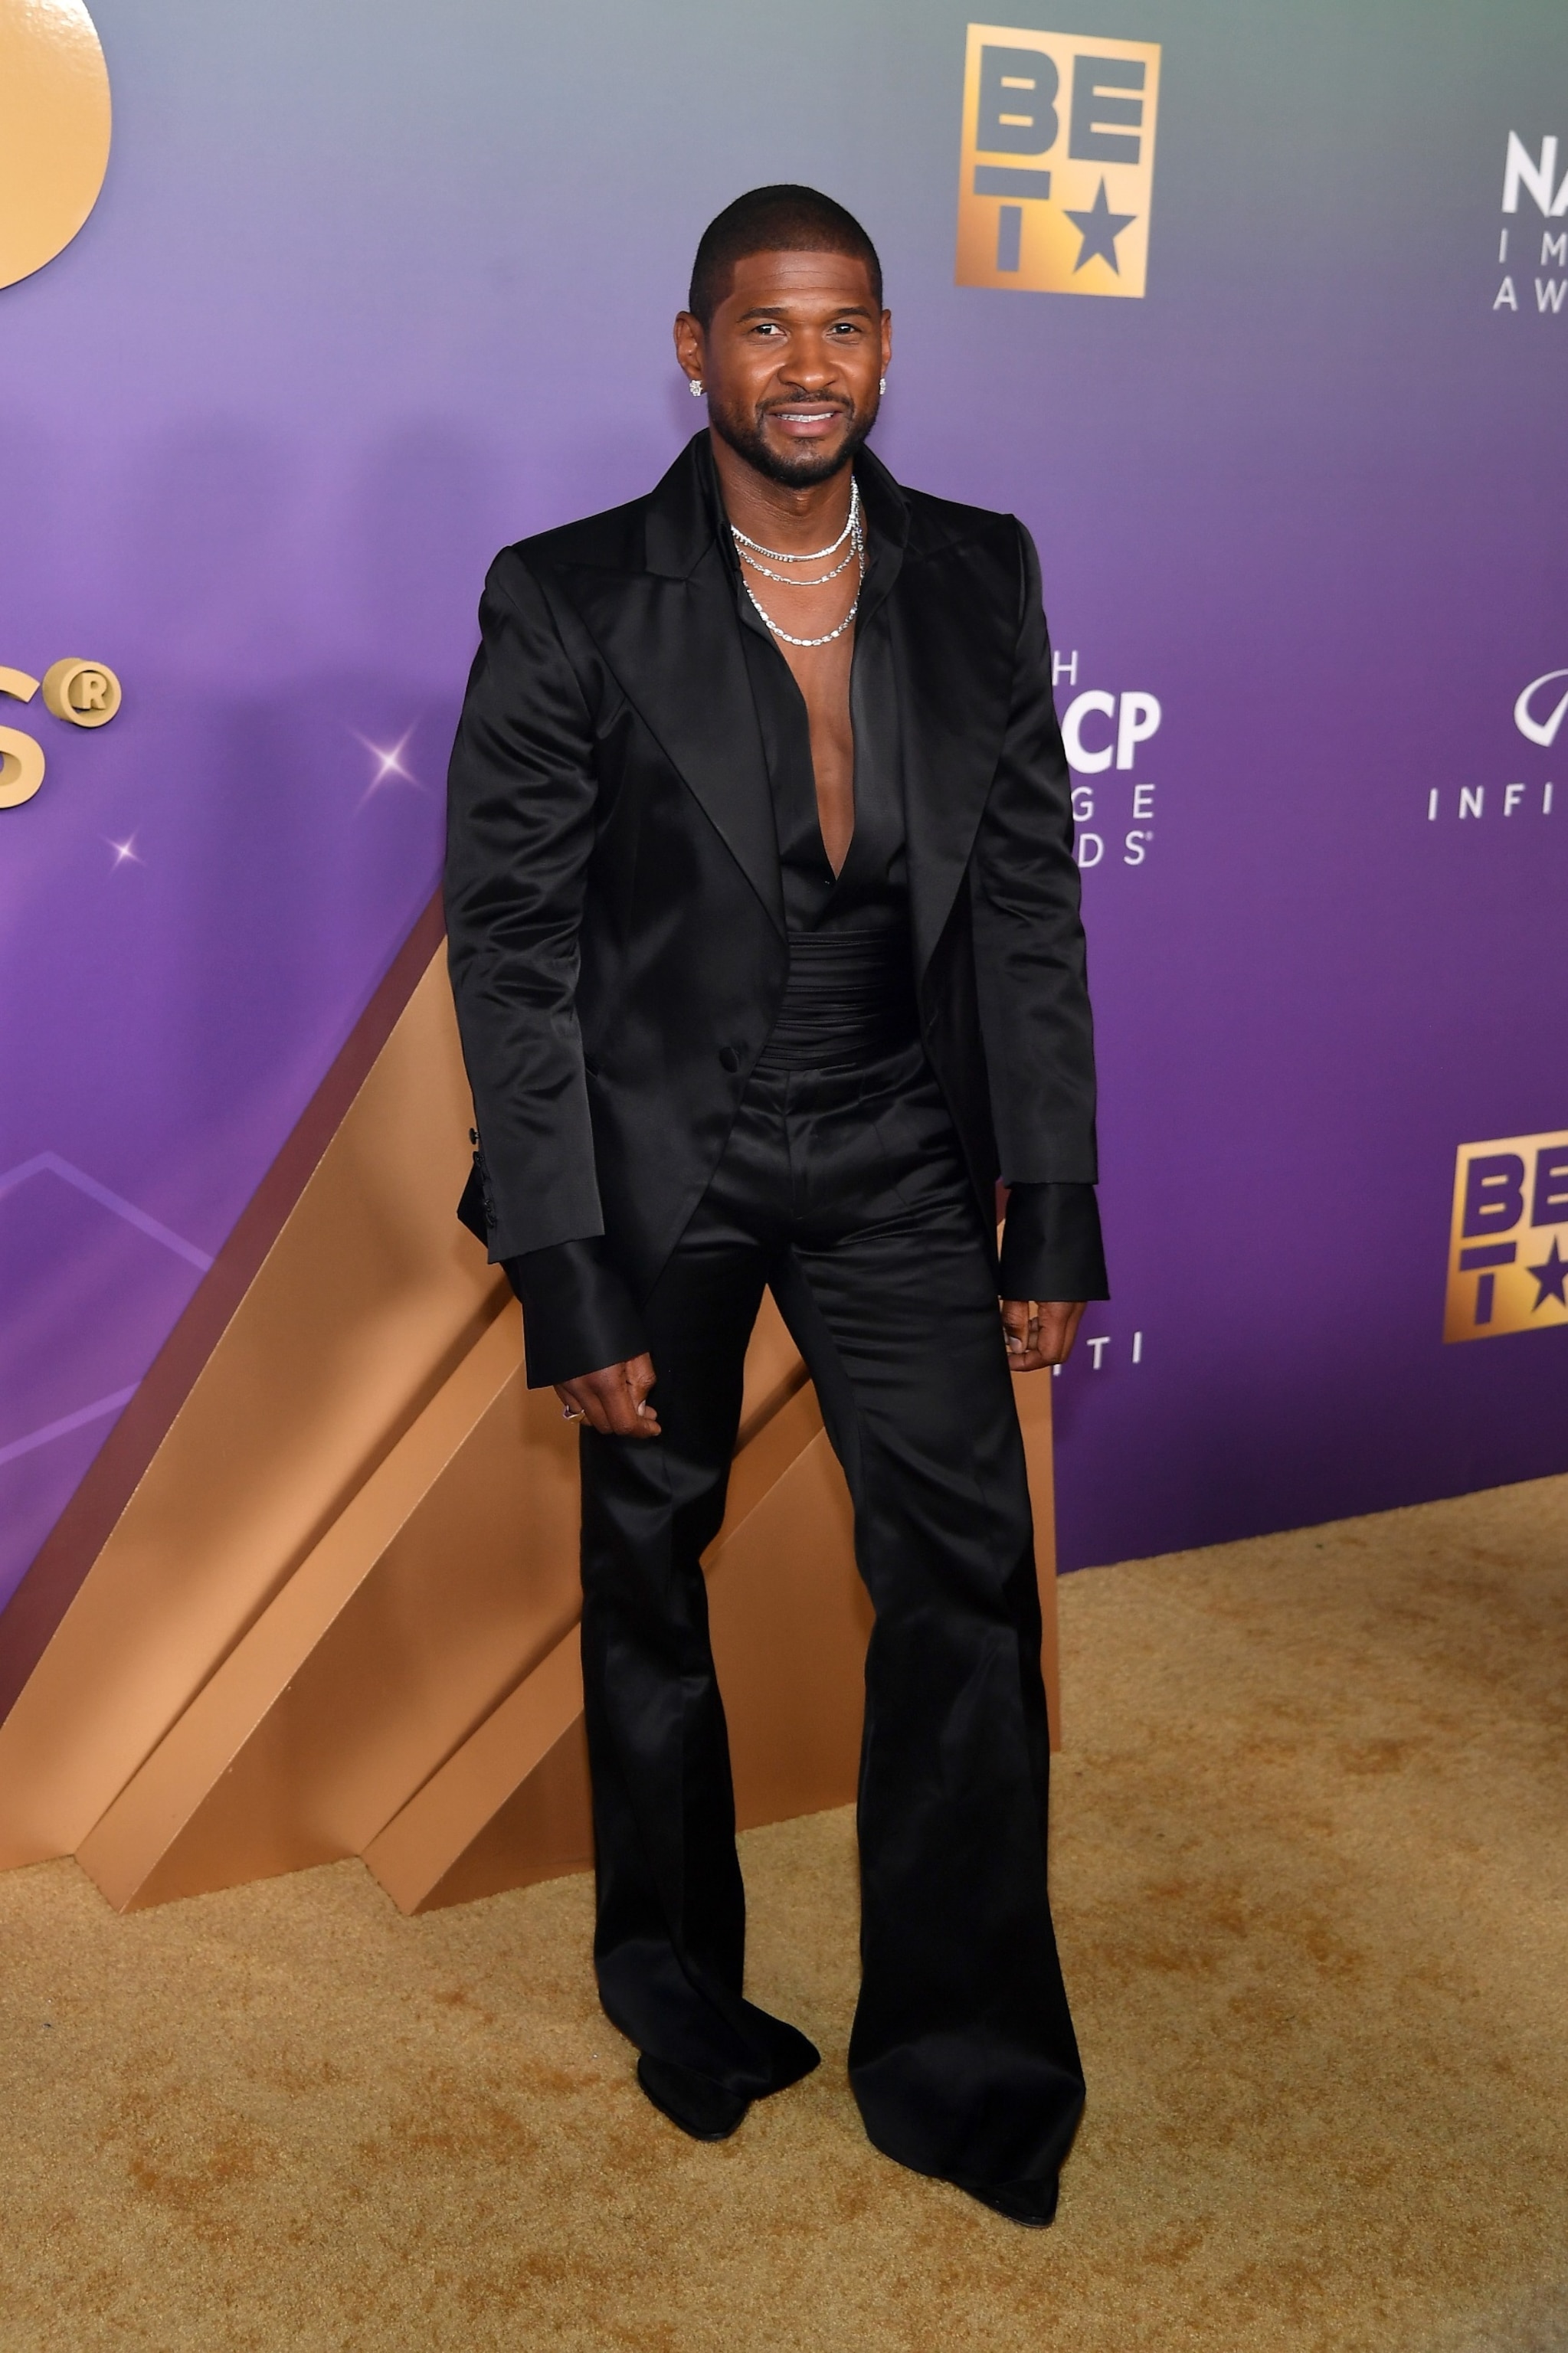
[708,430,855,553]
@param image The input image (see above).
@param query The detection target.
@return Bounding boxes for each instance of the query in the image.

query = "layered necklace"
[731,479,864,649]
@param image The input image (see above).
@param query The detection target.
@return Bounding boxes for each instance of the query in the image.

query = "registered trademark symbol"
[0,658,123,809]
[43,658,123,727]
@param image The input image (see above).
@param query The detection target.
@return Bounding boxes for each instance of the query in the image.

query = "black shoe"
[959,2174,1059,2228]
[764,2029,822,2095]
[635,2054,751,2142]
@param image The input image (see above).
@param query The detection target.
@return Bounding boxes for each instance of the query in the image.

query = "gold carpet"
[3,1477,1565,2352]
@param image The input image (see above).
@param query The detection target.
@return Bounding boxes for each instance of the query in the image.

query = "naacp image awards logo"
[1494,132,1568,316]
[956,25,1160,297]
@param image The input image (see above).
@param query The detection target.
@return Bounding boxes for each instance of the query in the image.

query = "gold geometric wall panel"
[77,1309,578,1909]
[0,941,503,1871]
[0,921,1059,1916]
[365,1624,595,1913]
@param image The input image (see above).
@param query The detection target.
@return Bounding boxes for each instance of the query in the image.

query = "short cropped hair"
[688,185,882,325]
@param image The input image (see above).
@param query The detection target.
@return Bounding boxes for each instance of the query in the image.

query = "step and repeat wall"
[3,0,1565,1610]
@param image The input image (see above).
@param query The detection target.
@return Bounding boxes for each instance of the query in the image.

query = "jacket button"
[720,1044,744,1072]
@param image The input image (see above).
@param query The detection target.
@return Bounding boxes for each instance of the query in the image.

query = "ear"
[673,309,706,388]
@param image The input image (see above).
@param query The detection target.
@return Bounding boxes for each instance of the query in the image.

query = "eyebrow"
[734,303,877,322]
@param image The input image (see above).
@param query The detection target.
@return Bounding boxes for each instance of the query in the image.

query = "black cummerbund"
[756,925,921,1072]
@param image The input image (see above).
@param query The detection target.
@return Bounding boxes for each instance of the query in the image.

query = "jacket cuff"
[998,1183,1109,1302]
[504,1238,650,1388]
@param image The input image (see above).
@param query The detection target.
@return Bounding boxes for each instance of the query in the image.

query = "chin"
[713,404,874,488]
[760,440,856,489]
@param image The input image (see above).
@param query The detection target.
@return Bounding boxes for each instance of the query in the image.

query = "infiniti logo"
[1514,669,1568,747]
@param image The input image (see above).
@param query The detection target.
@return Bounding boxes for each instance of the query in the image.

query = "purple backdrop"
[3,0,1566,1615]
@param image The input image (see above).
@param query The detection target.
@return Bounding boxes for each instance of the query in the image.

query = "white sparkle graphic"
[106,835,141,867]
[354,727,424,808]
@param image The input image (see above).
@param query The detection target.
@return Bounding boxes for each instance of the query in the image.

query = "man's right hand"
[555,1352,660,1438]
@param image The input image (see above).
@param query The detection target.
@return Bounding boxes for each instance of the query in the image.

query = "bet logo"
[0,0,112,292]
[1445,1130,1568,1343]
[955,24,1160,298]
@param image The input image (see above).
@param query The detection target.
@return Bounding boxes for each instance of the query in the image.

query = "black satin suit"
[445,434,1107,2203]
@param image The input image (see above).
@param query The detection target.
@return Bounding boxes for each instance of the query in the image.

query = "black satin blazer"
[445,434,1101,1361]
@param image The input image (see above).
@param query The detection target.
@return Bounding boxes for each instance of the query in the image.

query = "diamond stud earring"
[690,378,704,398]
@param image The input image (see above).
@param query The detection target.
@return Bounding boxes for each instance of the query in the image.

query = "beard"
[708,391,879,488]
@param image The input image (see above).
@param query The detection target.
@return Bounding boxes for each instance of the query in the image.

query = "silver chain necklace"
[732,483,865,649]
[737,532,859,588]
[730,480,859,567]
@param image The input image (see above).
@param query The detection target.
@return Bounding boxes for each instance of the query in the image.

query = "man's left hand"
[1001,1299,1085,1371]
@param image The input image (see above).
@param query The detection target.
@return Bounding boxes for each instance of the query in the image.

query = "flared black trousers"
[578,1037,1085,2195]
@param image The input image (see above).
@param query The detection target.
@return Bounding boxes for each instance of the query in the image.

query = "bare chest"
[774,630,855,875]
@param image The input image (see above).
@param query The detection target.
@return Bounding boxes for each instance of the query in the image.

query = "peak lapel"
[557,443,784,939]
[894,532,1017,980]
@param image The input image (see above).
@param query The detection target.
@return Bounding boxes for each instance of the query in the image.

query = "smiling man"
[445,185,1108,2227]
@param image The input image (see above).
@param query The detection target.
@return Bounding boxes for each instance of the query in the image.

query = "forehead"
[719,247,880,314]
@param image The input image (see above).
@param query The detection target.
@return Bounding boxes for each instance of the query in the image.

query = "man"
[445,185,1107,2228]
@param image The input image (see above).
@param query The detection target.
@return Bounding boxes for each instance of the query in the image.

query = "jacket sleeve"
[445,551,645,1373]
[505,1239,650,1387]
[968,521,1102,1198]
[998,1182,1109,1301]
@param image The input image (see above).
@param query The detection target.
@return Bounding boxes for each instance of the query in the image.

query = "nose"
[777,334,840,390]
